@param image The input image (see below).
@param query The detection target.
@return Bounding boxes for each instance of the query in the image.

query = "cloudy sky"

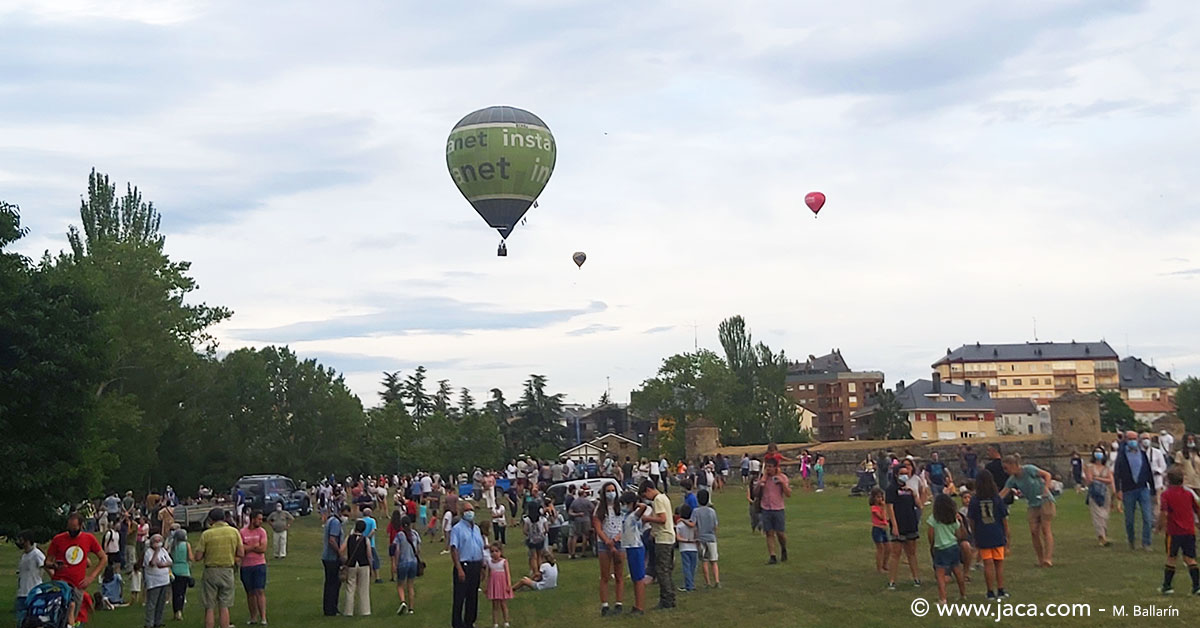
[5,0,1199,406]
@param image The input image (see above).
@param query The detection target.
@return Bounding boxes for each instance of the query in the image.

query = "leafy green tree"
[0,202,108,537]
[404,366,432,421]
[458,388,476,416]
[631,350,737,458]
[486,388,513,455]
[1177,377,1200,434]
[380,371,405,405]
[54,170,230,490]
[869,390,912,440]
[1098,390,1136,433]
[513,375,565,455]
[434,379,454,417]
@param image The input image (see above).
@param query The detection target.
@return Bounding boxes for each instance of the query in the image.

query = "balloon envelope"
[572,251,586,268]
[805,192,825,215]
[446,106,556,240]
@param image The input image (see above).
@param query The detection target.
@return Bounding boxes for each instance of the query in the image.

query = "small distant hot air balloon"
[805,192,826,217]
[572,251,587,268]
[446,105,556,256]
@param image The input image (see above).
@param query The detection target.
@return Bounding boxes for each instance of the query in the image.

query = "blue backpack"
[20,580,72,628]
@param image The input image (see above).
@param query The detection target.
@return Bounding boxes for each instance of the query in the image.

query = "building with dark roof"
[785,350,883,441]
[932,341,1120,402]
[994,398,1048,435]
[852,374,996,440]
[1118,357,1178,402]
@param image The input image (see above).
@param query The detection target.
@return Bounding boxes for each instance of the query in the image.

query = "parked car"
[232,474,312,516]
[546,478,620,507]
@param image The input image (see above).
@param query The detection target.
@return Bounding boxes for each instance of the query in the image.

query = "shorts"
[979,546,1007,561]
[741,469,749,478]
[1028,500,1057,525]
[572,519,591,537]
[625,546,646,581]
[761,509,786,533]
[202,566,236,609]
[699,542,719,562]
[239,564,267,592]
[396,560,418,581]
[890,530,920,543]
[932,545,962,570]
[1168,535,1197,559]
[871,527,888,544]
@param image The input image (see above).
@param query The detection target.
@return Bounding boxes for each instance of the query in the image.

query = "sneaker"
[601,606,610,617]
[714,582,721,589]
[612,605,623,616]
[913,579,922,588]
[986,591,996,601]
[629,609,644,617]
[653,603,675,611]
[887,582,897,591]
[997,589,1010,599]
[1161,586,1174,595]
[1192,588,1200,596]
[780,547,788,562]
[397,602,408,615]
[677,587,690,592]
[767,556,778,565]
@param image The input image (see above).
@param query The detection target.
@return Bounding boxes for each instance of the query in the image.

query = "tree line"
[0,171,567,537]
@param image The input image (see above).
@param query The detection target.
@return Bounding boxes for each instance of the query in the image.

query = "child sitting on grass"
[967,470,1009,601]
[927,494,967,605]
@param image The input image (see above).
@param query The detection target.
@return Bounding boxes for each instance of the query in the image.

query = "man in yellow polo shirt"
[194,508,244,628]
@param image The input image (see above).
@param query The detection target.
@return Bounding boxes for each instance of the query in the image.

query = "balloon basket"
[497,241,508,257]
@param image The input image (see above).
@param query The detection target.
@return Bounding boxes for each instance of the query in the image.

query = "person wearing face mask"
[1173,433,1200,497]
[1160,429,1176,455]
[450,503,486,628]
[321,504,350,616]
[143,533,173,628]
[1083,448,1116,546]
[592,483,626,616]
[1115,430,1156,551]
[44,511,107,626]
[1143,432,1169,514]
[885,462,922,590]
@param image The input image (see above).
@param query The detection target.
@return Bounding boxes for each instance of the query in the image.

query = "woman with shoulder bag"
[393,516,422,615]
[522,508,548,576]
[342,519,372,616]
[1083,447,1115,547]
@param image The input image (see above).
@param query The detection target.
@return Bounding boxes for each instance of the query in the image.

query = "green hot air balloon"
[446,105,556,256]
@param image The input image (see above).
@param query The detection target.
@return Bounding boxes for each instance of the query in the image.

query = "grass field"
[1,477,1193,627]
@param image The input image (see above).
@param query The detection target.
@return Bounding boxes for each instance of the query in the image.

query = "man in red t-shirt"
[44,512,107,625]
[1157,467,1200,594]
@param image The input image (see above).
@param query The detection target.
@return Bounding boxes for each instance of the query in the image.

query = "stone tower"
[684,417,721,460]
[1049,393,1102,451]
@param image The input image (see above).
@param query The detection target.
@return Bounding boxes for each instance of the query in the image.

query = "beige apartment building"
[933,341,1119,401]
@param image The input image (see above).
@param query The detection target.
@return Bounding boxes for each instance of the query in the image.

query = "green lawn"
[1,479,1193,627]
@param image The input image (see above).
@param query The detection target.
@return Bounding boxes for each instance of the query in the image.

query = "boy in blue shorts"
[619,493,647,615]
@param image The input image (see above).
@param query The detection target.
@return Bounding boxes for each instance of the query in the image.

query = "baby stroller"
[20,580,72,628]
[848,470,877,496]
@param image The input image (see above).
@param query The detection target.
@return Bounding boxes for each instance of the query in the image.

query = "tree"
[485,388,513,455]
[631,350,737,458]
[0,202,108,537]
[598,390,612,406]
[869,390,912,440]
[513,375,566,457]
[434,379,454,417]
[458,387,476,416]
[380,371,405,405]
[54,170,231,490]
[404,366,432,421]
[1178,377,1200,434]
[1098,390,1136,433]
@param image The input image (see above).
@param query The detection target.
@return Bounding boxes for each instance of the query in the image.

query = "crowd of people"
[19,430,1200,626]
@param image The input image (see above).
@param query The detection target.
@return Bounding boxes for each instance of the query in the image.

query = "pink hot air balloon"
[805,192,826,217]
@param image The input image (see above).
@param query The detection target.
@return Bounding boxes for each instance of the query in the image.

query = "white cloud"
[4,0,1199,407]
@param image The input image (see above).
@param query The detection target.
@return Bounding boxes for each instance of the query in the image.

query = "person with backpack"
[522,507,549,576]
[392,516,422,616]
[103,524,123,572]
[44,512,108,626]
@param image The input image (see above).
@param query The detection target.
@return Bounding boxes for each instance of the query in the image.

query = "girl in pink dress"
[486,543,513,628]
